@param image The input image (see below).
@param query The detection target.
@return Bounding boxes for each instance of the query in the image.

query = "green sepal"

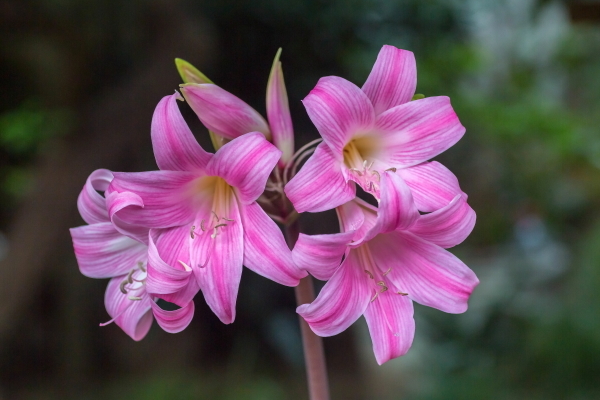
[411,94,425,101]
[175,58,213,84]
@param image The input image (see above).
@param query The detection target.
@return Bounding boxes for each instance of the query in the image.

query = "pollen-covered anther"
[385,167,397,172]
[370,281,389,302]
[364,270,374,279]
[190,225,196,239]
[211,223,228,239]
[128,296,143,301]
[383,267,391,276]
[397,292,408,296]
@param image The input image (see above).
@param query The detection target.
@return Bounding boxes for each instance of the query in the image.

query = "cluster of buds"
[70,45,478,364]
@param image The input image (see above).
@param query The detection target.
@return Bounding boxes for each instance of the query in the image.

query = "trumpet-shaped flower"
[285,45,466,213]
[106,93,305,324]
[179,49,294,166]
[293,171,478,364]
[70,169,195,340]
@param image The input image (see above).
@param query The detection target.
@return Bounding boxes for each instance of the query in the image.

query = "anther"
[222,217,234,222]
[200,219,206,231]
[126,269,135,284]
[372,171,381,181]
[377,281,388,292]
[128,296,143,301]
[119,280,128,294]
[397,292,408,296]
[190,225,196,239]
[212,211,219,222]
[364,270,374,279]
[385,167,397,172]
[383,267,391,276]
[138,262,146,272]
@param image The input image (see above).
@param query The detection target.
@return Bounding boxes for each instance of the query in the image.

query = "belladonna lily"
[285,45,467,213]
[177,50,294,167]
[69,169,195,340]
[106,93,305,324]
[292,171,478,364]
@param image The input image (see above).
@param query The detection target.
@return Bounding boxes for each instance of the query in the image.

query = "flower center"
[342,136,391,199]
[355,246,408,303]
[188,176,237,269]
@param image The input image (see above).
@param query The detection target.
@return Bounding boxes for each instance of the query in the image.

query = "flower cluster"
[70,45,477,363]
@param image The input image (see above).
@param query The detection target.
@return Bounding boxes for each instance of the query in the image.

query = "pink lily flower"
[285,45,466,213]
[106,93,305,324]
[70,169,195,340]
[292,172,478,364]
[179,49,294,166]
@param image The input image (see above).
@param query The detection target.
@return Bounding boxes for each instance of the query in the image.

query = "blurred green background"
[1,0,600,398]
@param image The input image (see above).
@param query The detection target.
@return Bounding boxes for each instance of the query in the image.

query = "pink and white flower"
[293,171,478,364]
[70,169,195,340]
[106,93,305,324]
[285,45,466,213]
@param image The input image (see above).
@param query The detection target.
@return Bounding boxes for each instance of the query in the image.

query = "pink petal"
[180,83,271,140]
[70,222,147,278]
[206,132,281,204]
[362,46,417,115]
[369,231,479,314]
[108,170,198,228]
[191,197,243,324]
[303,76,375,156]
[77,169,112,224]
[151,93,212,171]
[297,250,370,336]
[410,195,476,248]
[151,299,195,334]
[375,96,465,168]
[266,50,294,167]
[241,202,306,285]
[104,276,153,341]
[146,228,194,300]
[364,291,415,364]
[363,172,418,242]
[397,161,465,212]
[285,142,356,213]
[106,191,150,244]
[292,231,353,280]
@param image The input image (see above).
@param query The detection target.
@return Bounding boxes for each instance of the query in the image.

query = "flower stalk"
[285,220,330,400]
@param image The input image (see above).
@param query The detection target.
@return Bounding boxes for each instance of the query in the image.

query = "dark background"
[1,0,600,398]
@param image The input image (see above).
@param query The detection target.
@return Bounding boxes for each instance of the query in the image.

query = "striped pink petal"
[206,132,281,204]
[285,142,356,213]
[369,231,479,314]
[151,299,195,334]
[410,195,476,248]
[303,76,375,156]
[181,83,271,140]
[70,222,147,278]
[241,202,306,286]
[151,93,212,171]
[364,291,415,365]
[362,45,417,115]
[292,231,353,280]
[375,96,465,168]
[397,161,465,212]
[297,250,371,337]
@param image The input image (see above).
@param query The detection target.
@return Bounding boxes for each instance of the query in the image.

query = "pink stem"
[285,220,330,400]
